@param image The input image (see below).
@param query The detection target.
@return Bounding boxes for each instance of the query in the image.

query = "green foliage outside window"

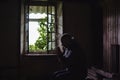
[29,17,47,52]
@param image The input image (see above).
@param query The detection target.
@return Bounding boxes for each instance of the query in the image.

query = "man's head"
[61,33,74,48]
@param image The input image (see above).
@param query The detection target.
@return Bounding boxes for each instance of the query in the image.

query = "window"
[21,0,63,55]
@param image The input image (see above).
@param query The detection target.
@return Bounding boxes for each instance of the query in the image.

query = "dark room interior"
[0,0,120,80]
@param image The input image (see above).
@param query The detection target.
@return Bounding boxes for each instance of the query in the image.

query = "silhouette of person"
[52,33,87,80]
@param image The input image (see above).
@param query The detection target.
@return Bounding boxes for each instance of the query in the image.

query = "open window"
[21,0,63,55]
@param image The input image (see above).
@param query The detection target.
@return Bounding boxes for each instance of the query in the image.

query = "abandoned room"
[0,0,120,80]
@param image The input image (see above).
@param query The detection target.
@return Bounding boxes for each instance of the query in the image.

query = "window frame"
[20,0,63,56]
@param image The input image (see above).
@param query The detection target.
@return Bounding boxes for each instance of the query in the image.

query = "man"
[53,33,87,80]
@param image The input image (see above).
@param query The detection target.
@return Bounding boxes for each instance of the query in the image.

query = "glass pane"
[51,15,55,23]
[48,15,51,23]
[52,33,55,41]
[51,24,55,32]
[48,14,55,23]
[29,6,47,14]
[29,21,39,45]
[48,6,55,14]
[48,33,52,41]
[48,6,52,14]
[48,24,54,32]
[28,6,48,52]
[48,41,55,50]
[52,42,55,50]
[48,42,51,50]
[26,4,57,53]
[52,6,55,14]
[29,13,47,19]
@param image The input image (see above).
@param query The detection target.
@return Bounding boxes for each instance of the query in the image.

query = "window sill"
[21,50,58,57]
[24,53,57,56]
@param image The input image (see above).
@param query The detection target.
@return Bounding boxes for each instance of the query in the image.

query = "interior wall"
[0,0,20,78]
[20,55,61,78]
[63,1,103,68]
[0,0,20,67]
[102,1,120,72]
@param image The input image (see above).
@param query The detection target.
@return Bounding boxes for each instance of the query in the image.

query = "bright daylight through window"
[29,6,56,53]
[21,1,63,55]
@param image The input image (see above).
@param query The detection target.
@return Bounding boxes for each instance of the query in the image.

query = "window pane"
[48,33,52,41]
[48,42,51,50]
[48,6,55,14]
[48,24,55,32]
[48,41,55,50]
[51,24,55,32]
[25,4,60,53]
[29,6,47,14]
[29,21,39,45]
[48,15,51,23]
[48,15,55,23]
[52,42,55,50]
[29,13,47,19]
[21,1,63,54]
[52,6,55,14]
[48,33,55,42]
[52,33,55,41]
[29,6,48,52]
[51,15,55,23]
